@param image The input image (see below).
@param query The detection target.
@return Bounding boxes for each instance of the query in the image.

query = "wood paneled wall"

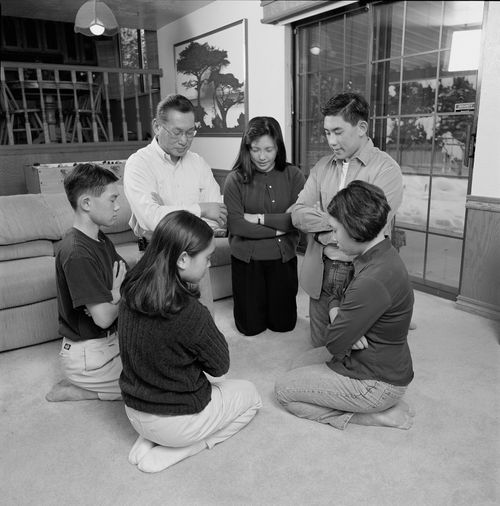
[457,196,500,320]
[0,142,148,195]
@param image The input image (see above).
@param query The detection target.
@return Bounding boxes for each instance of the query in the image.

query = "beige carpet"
[0,287,499,506]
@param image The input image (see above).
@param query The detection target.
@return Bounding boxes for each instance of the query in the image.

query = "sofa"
[0,187,232,353]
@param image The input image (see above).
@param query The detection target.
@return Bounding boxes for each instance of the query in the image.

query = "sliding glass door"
[294,0,484,297]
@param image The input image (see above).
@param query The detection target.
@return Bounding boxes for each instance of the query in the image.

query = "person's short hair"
[121,210,214,317]
[63,163,119,210]
[327,180,390,242]
[231,116,288,183]
[321,92,369,125]
[156,94,195,122]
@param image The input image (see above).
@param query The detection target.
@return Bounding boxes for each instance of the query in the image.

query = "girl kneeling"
[119,210,262,473]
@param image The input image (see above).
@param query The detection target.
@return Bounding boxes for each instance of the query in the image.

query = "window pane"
[373,2,404,59]
[371,59,401,117]
[435,114,473,177]
[442,1,484,49]
[120,28,140,95]
[297,119,330,175]
[398,173,431,230]
[404,1,442,55]
[319,18,344,69]
[304,74,321,119]
[3,17,19,47]
[399,116,434,173]
[120,28,140,68]
[345,64,367,95]
[372,117,399,158]
[318,72,345,108]
[64,24,77,60]
[438,56,478,113]
[306,25,322,73]
[44,21,58,50]
[401,53,438,114]
[397,229,426,279]
[426,234,462,288]
[24,19,39,49]
[346,12,369,65]
[428,176,467,237]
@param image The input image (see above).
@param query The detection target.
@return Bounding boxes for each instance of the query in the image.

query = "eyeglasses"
[158,123,197,139]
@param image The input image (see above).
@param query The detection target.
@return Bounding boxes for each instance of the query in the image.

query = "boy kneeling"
[46,163,126,402]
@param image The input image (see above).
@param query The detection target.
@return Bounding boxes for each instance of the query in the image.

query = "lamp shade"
[74,0,119,37]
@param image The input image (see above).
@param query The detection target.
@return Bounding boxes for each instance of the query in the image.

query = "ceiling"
[1,0,215,30]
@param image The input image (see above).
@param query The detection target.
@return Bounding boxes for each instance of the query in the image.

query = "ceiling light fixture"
[74,0,119,37]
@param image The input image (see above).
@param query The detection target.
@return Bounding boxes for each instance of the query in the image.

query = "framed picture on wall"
[174,19,248,137]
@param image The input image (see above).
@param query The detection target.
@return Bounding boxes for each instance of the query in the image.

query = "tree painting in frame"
[174,19,248,136]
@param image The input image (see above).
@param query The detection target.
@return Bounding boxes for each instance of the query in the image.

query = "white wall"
[471,2,500,199]
[157,0,289,170]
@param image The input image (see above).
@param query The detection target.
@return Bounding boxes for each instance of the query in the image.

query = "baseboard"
[455,295,500,320]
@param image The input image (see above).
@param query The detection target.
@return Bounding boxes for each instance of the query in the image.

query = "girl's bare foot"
[351,401,415,430]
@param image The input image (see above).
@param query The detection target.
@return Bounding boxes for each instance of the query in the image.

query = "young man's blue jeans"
[274,347,407,430]
[309,258,354,347]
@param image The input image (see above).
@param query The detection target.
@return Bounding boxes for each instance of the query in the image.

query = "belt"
[322,255,353,266]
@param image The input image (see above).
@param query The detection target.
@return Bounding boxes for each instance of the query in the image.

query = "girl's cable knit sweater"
[118,296,229,415]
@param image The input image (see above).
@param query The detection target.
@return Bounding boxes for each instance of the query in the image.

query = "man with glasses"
[124,94,227,314]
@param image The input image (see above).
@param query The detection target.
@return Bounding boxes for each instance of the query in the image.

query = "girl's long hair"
[121,210,213,317]
[231,116,288,184]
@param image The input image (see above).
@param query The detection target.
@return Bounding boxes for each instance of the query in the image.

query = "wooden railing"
[0,62,163,145]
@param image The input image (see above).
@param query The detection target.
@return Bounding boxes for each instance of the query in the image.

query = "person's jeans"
[309,258,354,347]
[274,347,407,430]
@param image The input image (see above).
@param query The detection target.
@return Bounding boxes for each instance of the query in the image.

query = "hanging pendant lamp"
[74,0,119,37]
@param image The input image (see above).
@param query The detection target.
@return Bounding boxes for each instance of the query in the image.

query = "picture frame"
[174,19,248,137]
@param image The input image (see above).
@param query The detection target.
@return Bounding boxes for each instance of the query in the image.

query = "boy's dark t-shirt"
[56,227,124,342]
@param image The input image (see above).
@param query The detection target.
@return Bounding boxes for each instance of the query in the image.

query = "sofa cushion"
[107,230,137,246]
[0,194,63,245]
[41,193,74,237]
[0,256,56,309]
[0,299,59,352]
[0,240,54,261]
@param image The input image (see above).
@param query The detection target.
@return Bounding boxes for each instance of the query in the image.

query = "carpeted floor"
[0,287,499,506]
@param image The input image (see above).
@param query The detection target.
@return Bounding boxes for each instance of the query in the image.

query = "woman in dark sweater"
[118,210,262,473]
[224,116,305,336]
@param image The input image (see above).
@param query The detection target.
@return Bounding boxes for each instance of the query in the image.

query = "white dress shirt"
[124,137,222,237]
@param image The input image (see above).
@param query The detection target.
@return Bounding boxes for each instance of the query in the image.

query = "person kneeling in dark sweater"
[118,210,262,473]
